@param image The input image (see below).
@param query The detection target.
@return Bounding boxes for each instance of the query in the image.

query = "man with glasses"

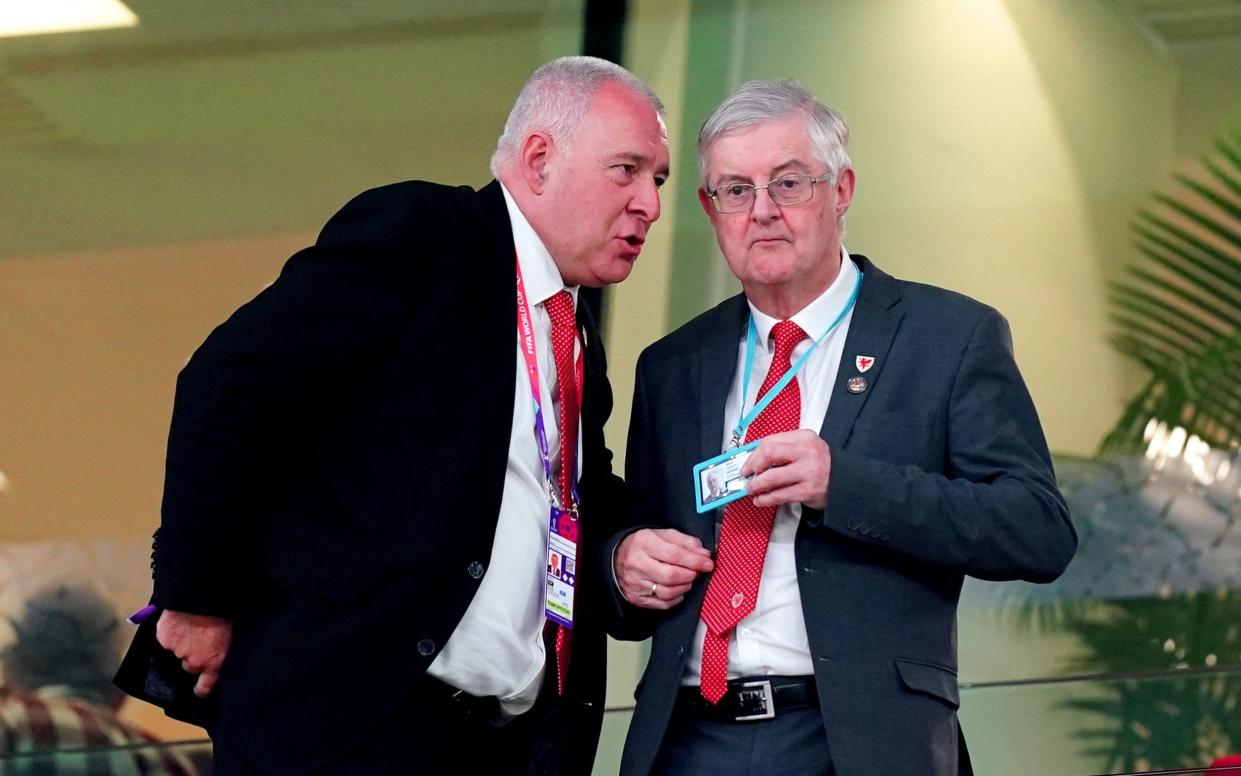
[604,80,1075,775]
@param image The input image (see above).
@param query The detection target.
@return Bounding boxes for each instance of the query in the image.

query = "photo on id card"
[693,439,760,513]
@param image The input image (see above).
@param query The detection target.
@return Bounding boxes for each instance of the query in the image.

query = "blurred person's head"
[2,584,124,708]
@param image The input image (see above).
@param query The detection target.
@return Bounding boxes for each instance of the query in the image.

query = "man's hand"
[742,429,832,511]
[615,529,714,610]
[156,610,233,698]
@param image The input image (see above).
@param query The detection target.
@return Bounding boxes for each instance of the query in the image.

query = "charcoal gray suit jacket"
[605,255,1076,776]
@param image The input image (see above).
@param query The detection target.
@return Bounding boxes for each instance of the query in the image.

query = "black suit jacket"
[606,256,1076,776]
[138,180,624,774]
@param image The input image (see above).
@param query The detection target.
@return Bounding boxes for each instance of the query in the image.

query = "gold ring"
[650,582,658,597]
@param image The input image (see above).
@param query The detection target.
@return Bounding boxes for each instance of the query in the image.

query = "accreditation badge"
[692,439,760,514]
[545,506,577,628]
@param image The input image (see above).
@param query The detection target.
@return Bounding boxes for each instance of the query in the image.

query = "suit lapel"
[693,295,749,546]
[820,256,903,448]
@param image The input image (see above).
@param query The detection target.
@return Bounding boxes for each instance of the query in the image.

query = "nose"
[750,186,781,222]
[629,176,661,223]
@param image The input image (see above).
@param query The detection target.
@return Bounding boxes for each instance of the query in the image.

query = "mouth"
[751,237,788,248]
[618,234,645,258]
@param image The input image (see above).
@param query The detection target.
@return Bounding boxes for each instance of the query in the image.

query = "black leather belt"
[677,676,818,722]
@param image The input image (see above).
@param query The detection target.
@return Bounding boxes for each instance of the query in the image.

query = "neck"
[745,287,821,320]
[498,171,572,286]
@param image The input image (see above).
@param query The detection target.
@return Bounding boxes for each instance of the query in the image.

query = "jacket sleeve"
[598,352,663,641]
[151,186,434,616]
[808,308,1077,582]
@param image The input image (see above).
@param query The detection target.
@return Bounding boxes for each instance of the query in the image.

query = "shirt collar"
[748,246,857,353]
[501,182,579,307]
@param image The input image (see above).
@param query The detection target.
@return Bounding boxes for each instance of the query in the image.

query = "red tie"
[699,320,806,703]
[545,290,580,695]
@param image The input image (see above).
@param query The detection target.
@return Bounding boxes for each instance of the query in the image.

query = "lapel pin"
[846,376,868,394]
[855,355,875,373]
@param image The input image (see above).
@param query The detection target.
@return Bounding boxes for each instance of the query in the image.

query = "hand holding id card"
[693,440,760,513]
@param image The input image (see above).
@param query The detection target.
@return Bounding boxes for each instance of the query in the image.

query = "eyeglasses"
[706,172,834,214]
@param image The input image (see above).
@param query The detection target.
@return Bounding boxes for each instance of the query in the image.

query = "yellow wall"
[0,5,584,541]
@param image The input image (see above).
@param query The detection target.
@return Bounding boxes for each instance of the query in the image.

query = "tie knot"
[770,320,806,360]
[545,290,575,328]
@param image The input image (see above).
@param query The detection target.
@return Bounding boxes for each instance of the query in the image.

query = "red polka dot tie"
[699,319,806,704]
[545,289,580,695]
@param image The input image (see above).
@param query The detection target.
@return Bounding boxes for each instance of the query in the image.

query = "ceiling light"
[0,0,138,39]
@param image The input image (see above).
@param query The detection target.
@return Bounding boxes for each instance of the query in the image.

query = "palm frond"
[1103,122,1241,456]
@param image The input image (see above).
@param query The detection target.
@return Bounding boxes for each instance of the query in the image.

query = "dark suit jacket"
[137,180,624,774]
[604,256,1076,776]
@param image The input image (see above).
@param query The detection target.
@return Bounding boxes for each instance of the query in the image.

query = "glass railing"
[595,666,1241,776]
[0,738,212,775]
[0,676,1234,776]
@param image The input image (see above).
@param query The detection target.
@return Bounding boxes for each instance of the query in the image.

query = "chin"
[591,259,637,287]
[746,256,797,281]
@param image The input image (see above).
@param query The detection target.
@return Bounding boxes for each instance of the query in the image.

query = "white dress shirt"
[428,183,579,715]
[683,249,858,685]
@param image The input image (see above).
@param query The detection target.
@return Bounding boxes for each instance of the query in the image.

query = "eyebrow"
[610,151,670,179]
[710,157,814,187]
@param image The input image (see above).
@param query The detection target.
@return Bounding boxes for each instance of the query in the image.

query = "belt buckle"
[733,680,775,721]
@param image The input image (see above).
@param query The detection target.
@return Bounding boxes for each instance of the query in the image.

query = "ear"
[517,132,554,195]
[833,167,856,218]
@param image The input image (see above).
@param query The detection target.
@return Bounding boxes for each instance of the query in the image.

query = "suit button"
[858,525,870,536]
[467,561,485,579]
[417,639,436,656]
[879,532,891,542]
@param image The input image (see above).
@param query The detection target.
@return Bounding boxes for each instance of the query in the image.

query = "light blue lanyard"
[730,269,863,448]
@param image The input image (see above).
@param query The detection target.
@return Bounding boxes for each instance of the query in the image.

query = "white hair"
[490,56,664,176]
[697,79,851,187]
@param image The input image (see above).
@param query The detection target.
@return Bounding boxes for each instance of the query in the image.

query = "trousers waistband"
[677,675,818,722]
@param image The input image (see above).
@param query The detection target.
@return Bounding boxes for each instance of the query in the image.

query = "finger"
[623,585,656,607]
[623,573,693,603]
[155,617,175,651]
[651,594,686,610]
[629,592,683,611]
[655,529,711,555]
[646,561,705,586]
[751,484,813,509]
[648,540,714,572]
[655,581,693,599]
[743,440,808,476]
[630,551,711,582]
[193,670,217,698]
[744,430,824,474]
[747,463,809,495]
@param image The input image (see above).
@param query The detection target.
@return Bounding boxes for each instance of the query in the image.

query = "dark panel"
[578,0,629,329]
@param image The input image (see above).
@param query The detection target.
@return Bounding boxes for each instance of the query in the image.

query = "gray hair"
[490,56,664,176]
[698,79,851,187]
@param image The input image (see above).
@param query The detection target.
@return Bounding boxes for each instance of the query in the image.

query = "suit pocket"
[895,658,960,709]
